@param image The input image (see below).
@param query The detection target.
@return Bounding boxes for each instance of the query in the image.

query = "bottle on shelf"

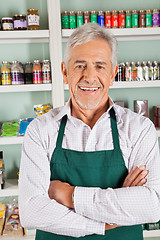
[1,61,11,85]
[33,60,42,84]
[24,62,33,84]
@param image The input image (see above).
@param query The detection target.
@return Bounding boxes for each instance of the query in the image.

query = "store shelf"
[1,236,35,240]
[0,84,52,93]
[0,179,18,197]
[64,80,160,90]
[62,27,160,42]
[0,30,49,44]
[143,230,160,238]
[0,136,24,145]
[156,128,160,137]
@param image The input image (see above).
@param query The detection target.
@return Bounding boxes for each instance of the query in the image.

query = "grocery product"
[2,121,18,137]
[18,118,34,136]
[33,60,42,84]
[125,62,132,81]
[77,11,84,27]
[0,151,5,190]
[131,62,138,81]
[11,61,24,85]
[139,10,146,28]
[0,202,5,235]
[2,17,13,30]
[42,60,51,84]
[147,61,154,81]
[111,10,118,28]
[13,14,27,30]
[27,8,40,30]
[69,11,76,29]
[24,62,33,84]
[34,103,52,117]
[98,11,105,27]
[137,62,143,81]
[132,10,139,28]
[134,100,148,117]
[146,9,152,27]
[61,11,69,29]
[118,10,125,28]
[125,10,132,28]
[1,61,11,85]
[152,9,160,27]
[142,61,149,81]
[84,11,90,24]
[90,11,97,23]
[105,11,111,28]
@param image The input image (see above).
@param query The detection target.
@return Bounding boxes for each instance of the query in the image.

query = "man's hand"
[122,165,148,187]
[48,180,75,209]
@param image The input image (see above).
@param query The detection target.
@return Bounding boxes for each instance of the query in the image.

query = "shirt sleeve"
[74,118,160,225]
[19,120,105,237]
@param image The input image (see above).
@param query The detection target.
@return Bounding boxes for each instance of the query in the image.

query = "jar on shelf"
[118,10,125,28]
[61,11,69,29]
[111,10,118,28]
[105,11,111,28]
[136,62,143,81]
[153,61,159,80]
[146,9,152,27]
[98,11,105,27]
[1,61,11,85]
[90,11,97,23]
[139,10,146,28]
[19,62,24,84]
[147,61,154,81]
[152,9,160,27]
[25,62,33,84]
[132,10,139,28]
[2,17,13,31]
[27,8,40,30]
[125,10,131,28]
[11,61,21,85]
[42,60,51,84]
[142,61,149,81]
[69,11,76,29]
[84,11,90,24]
[131,62,138,81]
[13,14,27,30]
[33,60,42,84]
[125,62,132,81]
[76,11,84,27]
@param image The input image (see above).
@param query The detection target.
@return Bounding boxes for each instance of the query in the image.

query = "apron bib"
[36,108,143,240]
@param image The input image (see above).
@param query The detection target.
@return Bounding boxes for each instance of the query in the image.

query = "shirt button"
[83,212,87,217]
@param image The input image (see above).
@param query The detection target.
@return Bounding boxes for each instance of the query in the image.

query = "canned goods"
[125,10,132,28]
[146,9,152,27]
[77,11,84,27]
[105,11,111,28]
[132,10,139,28]
[111,10,118,28]
[61,11,69,29]
[90,11,97,23]
[84,11,90,24]
[98,11,105,26]
[154,106,160,117]
[118,10,125,28]
[139,10,146,28]
[152,9,159,27]
[69,11,76,29]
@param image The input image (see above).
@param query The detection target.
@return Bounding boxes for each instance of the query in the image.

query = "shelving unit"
[0,84,52,93]
[0,179,18,197]
[62,27,160,42]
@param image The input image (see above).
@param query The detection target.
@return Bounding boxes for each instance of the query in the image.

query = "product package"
[2,200,24,237]
[34,103,52,117]
[0,202,5,235]
[0,151,5,189]
[2,121,18,137]
[18,118,34,136]
[153,106,160,127]
[134,100,148,117]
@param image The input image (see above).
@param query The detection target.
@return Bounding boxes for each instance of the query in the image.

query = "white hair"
[63,23,118,71]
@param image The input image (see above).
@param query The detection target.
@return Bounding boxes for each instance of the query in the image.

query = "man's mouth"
[78,86,99,91]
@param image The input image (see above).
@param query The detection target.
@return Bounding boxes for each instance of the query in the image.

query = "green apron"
[35,107,143,240]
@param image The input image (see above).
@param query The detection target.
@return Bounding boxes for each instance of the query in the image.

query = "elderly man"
[19,23,160,240]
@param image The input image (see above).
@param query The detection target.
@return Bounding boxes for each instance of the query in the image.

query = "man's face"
[62,38,117,110]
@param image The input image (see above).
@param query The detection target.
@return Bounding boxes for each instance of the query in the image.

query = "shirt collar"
[53,97,122,124]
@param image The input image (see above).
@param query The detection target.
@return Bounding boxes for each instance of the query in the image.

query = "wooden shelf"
[0,136,24,145]
[0,179,18,197]
[64,80,160,90]
[0,30,49,44]
[0,84,52,93]
[62,27,160,42]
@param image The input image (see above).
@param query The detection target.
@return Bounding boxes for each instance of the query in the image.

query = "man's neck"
[71,100,109,129]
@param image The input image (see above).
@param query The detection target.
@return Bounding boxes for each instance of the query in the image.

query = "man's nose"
[83,65,96,82]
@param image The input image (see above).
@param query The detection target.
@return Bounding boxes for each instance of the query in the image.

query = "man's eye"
[76,65,85,69]
[97,65,104,69]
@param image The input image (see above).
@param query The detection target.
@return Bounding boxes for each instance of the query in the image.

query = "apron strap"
[110,107,121,150]
[56,115,67,149]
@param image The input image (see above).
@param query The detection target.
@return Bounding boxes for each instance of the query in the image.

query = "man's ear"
[110,65,118,86]
[61,62,68,84]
